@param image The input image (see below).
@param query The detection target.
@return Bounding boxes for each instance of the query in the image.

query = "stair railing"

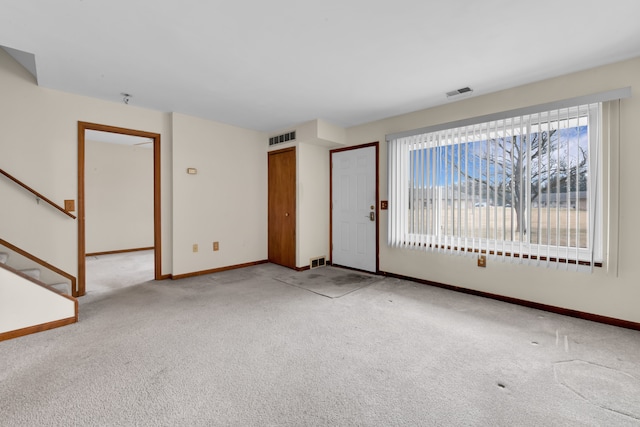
[0,168,76,219]
[0,261,78,342]
[0,238,77,296]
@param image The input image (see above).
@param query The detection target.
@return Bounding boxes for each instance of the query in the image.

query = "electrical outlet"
[193,244,198,253]
[213,241,219,251]
[477,255,486,268]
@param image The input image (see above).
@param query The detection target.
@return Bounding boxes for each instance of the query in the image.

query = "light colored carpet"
[275,266,382,298]
[1,262,640,426]
[85,250,154,295]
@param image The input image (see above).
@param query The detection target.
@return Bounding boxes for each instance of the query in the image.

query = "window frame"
[385,90,631,271]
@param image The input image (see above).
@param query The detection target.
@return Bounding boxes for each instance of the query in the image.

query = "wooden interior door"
[268,147,296,269]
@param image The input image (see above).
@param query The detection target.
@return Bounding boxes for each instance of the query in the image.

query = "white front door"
[331,145,377,272]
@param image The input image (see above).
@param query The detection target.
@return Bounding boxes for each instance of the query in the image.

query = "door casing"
[77,122,163,296]
[268,147,297,269]
[330,142,379,273]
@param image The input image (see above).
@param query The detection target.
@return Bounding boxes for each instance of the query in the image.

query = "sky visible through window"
[407,125,590,248]
[410,126,588,196]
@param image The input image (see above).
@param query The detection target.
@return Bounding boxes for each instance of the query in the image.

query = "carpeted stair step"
[49,282,70,294]
[20,268,41,280]
[2,257,68,293]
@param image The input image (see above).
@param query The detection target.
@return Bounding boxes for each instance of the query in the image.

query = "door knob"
[285,212,289,217]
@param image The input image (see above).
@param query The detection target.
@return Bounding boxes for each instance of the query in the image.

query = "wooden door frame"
[267,146,297,269]
[77,122,163,297]
[329,142,380,273]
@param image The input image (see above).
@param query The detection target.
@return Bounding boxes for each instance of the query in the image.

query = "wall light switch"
[381,200,388,210]
[187,168,197,175]
[213,241,219,251]
[192,244,198,253]
[64,199,75,212]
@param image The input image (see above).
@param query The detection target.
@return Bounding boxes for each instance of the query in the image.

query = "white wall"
[171,113,267,276]
[0,48,173,278]
[317,119,346,145]
[268,120,341,268]
[0,268,75,333]
[297,143,330,267]
[1,47,271,283]
[347,57,640,324]
[85,140,154,253]
[3,43,640,325]
[266,140,331,269]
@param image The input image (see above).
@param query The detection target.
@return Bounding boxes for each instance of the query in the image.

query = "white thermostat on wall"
[186,168,197,175]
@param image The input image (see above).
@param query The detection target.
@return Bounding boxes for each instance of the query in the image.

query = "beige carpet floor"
[85,250,154,295]
[2,263,640,426]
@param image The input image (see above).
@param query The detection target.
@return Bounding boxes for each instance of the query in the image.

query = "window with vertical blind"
[387,89,629,271]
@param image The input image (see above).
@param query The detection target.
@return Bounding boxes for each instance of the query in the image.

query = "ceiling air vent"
[446,86,473,99]
[269,130,296,146]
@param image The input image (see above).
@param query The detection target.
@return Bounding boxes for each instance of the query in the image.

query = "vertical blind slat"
[386,100,602,271]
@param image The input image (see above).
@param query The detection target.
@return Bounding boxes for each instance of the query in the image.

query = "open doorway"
[85,249,155,295]
[77,122,161,297]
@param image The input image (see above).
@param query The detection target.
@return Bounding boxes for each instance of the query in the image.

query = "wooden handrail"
[0,238,77,296]
[0,168,76,219]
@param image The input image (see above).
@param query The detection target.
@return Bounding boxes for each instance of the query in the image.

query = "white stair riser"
[2,255,68,293]
[20,268,41,280]
[50,283,70,294]
[0,252,71,295]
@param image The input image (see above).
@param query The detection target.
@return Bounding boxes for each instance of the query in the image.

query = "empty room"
[1,1,640,425]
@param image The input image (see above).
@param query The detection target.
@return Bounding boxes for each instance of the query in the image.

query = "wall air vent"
[446,86,473,99]
[310,256,326,269]
[269,130,296,146]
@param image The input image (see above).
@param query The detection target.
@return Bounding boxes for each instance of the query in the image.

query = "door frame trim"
[267,146,297,269]
[329,142,380,273]
[77,122,162,297]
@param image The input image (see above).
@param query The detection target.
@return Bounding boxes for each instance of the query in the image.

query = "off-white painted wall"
[316,119,346,146]
[270,119,347,148]
[171,113,267,276]
[266,141,330,269]
[347,57,640,324]
[3,43,639,325]
[268,121,340,268]
[0,49,173,279]
[286,120,317,144]
[0,268,75,333]
[85,140,154,253]
[297,143,330,267]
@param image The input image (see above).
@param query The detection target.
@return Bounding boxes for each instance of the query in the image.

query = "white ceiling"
[2,1,640,132]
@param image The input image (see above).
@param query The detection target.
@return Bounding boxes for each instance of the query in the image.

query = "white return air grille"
[269,131,296,146]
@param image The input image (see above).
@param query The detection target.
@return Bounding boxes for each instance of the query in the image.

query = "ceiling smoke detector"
[446,87,473,99]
